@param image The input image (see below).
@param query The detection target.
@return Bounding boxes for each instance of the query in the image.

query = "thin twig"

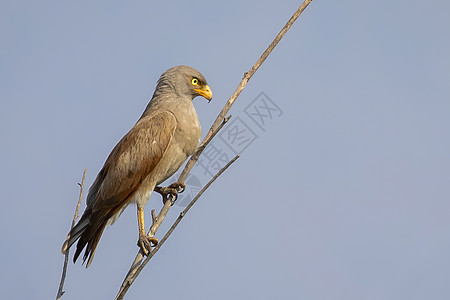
[56,168,87,300]
[179,0,312,183]
[115,156,239,300]
[116,1,312,297]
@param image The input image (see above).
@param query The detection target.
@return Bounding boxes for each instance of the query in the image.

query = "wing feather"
[94,111,176,209]
[69,110,177,265]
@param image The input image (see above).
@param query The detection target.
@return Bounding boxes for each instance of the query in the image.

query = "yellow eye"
[191,78,199,86]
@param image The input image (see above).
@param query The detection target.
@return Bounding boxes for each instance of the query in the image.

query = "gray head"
[153,65,212,101]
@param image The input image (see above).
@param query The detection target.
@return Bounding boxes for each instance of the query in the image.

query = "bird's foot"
[137,233,158,256]
[154,186,178,204]
[154,182,186,205]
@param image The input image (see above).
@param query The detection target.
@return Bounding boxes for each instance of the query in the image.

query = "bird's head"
[157,65,213,102]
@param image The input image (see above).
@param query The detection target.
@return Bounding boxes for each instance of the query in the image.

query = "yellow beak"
[194,85,213,101]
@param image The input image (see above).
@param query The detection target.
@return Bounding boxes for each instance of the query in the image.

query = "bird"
[61,65,212,267]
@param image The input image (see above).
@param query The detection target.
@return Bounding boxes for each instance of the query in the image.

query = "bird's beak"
[194,85,213,102]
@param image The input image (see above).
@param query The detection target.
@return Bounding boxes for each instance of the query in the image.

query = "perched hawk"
[62,65,212,267]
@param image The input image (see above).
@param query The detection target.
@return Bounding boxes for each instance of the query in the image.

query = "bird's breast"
[144,100,201,187]
[173,101,202,157]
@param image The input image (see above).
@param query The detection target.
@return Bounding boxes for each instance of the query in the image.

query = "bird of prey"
[61,65,212,267]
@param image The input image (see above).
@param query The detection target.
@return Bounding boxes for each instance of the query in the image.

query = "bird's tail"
[61,210,107,268]
[61,214,89,254]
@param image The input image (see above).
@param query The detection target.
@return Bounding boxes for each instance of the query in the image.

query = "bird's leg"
[154,182,186,205]
[136,206,158,256]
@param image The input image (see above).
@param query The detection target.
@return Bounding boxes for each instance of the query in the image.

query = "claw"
[137,233,158,256]
[169,182,186,193]
[154,182,186,205]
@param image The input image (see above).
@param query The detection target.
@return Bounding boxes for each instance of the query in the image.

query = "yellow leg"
[137,207,158,255]
[137,207,146,236]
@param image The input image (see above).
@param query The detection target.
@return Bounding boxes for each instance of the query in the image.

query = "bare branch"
[115,0,312,298]
[179,0,312,183]
[56,168,87,300]
[115,155,239,299]
[151,209,157,223]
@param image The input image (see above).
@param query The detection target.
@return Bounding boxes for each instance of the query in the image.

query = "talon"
[150,237,158,247]
[162,188,178,205]
[137,234,158,255]
[169,181,186,193]
[155,184,182,205]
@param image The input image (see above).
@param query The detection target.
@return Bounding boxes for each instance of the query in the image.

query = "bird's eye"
[191,78,199,86]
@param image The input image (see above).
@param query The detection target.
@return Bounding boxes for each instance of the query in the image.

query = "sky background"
[1,1,450,299]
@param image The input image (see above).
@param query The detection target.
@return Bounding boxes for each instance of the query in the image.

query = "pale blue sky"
[1,1,450,299]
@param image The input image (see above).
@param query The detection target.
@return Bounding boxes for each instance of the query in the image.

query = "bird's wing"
[90,110,177,216]
[71,110,177,265]
[69,110,177,266]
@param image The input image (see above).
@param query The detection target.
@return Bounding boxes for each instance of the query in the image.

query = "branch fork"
[116,0,312,297]
[57,1,312,299]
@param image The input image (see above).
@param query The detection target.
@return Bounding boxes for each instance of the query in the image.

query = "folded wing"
[63,111,177,266]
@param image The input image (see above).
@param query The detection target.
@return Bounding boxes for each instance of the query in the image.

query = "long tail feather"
[61,213,90,255]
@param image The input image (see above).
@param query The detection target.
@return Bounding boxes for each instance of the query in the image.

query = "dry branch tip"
[114,0,313,297]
